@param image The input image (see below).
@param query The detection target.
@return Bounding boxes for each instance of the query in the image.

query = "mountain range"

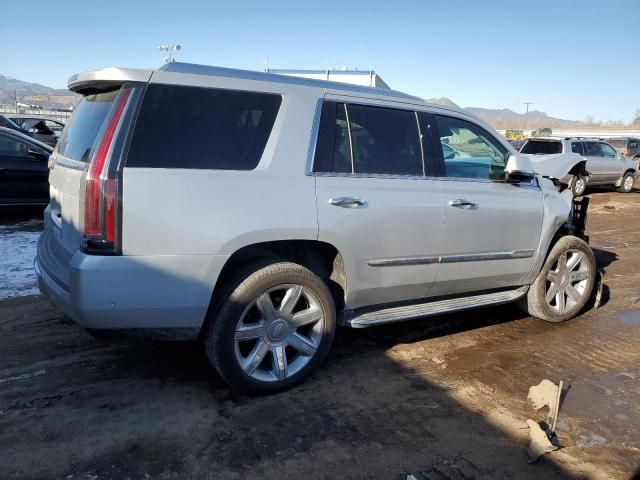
[0,74,78,109]
[426,97,583,130]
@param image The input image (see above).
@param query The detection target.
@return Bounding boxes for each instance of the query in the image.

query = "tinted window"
[56,89,120,162]
[585,142,603,157]
[313,102,352,173]
[521,140,563,155]
[347,104,422,176]
[571,142,584,155]
[127,84,281,170]
[601,143,617,158]
[434,115,508,180]
[0,134,29,157]
[630,140,639,148]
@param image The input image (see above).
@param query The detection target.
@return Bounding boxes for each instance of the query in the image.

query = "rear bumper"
[36,229,229,337]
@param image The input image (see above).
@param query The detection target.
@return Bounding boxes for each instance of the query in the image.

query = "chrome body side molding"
[367,250,535,267]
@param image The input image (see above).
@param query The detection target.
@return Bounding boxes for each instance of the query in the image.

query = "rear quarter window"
[520,140,562,155]
[126,84,282,170]
[56,89,120,162]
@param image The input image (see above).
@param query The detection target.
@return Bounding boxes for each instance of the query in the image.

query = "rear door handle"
[329,197,368,208]
[448,199,479,209]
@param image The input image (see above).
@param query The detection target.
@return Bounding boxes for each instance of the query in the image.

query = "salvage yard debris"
[526,379,565,461]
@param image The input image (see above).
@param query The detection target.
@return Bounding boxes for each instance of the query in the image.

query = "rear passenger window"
[571,142,584,155]
[348,104,422,176]
[127,84,281,170]
[313,102,424,176]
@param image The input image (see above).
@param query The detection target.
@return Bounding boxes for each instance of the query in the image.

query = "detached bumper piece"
[569,197,589,242]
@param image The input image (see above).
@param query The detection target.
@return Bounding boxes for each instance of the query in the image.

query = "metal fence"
[0,105,72,123]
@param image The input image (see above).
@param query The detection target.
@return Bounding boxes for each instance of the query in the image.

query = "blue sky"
[3,0,638,121]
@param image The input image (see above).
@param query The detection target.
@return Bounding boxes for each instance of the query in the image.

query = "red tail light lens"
[84,86,131,247]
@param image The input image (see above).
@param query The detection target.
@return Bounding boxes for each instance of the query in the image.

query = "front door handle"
[448,199,479,209]
[329,197,368,208]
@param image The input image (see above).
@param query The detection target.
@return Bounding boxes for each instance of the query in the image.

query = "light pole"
[159,44,182,64]
[523,102,533,133]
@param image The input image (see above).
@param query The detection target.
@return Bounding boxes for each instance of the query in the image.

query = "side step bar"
[342,287,528,328]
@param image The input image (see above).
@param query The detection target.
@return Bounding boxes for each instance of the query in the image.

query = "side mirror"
[505,154,536,183]
[27,148,50,161]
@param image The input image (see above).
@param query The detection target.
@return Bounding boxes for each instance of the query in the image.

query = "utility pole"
[14,89,18,113]
[523,102,533,133]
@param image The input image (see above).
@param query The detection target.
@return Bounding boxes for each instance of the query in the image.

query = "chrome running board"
[343,287,528,328]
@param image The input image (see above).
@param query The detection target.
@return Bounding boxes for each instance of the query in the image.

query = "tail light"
[83,86,132,253]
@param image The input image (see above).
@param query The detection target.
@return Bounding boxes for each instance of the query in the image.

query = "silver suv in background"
[521,137,637,195]
[37,63,596,394]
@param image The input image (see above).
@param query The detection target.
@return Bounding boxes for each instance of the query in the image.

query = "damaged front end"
[567,196,589,242]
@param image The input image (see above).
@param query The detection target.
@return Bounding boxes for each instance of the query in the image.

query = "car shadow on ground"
[0,294,598,479]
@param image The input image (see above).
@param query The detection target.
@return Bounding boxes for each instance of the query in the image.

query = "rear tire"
[617,172,635,193]
[519,236,596,323]
[204,260,336,395]
[571,174,586,197]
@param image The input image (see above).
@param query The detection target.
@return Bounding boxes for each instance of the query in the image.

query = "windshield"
[520,140,562,155]
[607,139,627,149]
[56,88,120,162]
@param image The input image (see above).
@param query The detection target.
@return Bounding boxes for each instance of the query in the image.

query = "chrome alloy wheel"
[545,249,592,314]
[623,174,634,192]
[234,284,325,382]
[574,177,586,196]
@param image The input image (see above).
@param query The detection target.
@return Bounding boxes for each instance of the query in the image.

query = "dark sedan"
[0,126,52,206]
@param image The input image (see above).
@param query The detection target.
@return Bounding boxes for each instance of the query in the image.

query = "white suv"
[36,63,596,394]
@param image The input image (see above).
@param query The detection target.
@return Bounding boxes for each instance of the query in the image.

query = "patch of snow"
[0,220,43,299]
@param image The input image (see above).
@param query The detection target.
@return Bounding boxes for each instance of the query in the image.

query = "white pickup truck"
[521,137,637,196]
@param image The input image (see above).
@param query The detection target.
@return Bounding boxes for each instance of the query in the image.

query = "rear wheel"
[617,172,635,193]
[520,236,596,322]
[571,174,586,197]
[204,260,336,395]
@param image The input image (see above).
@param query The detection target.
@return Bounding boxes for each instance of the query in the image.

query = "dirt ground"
[1,189,639,480]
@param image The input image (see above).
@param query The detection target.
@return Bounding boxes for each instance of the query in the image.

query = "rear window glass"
[520,140,562,155]
[56,89,119,162]
[571,142,584,155]
[126,84,281,170]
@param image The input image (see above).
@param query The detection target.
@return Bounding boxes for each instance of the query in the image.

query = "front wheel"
[571,174,587,197]
[617,172,635,193]
[204,260,336,395]
[520,236,596,322]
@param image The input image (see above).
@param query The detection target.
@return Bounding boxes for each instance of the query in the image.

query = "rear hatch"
[45,67,152,264]
[48,88,123,256]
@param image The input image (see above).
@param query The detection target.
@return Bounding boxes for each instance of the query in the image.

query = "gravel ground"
[0,191,639,480]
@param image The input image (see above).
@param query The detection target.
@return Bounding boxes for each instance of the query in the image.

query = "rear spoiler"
[68,67,153,93]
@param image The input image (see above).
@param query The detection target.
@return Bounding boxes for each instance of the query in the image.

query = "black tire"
[571,174,586,197]
[204,260,336,395]
[617,171,635,193]
[519,236,596,323]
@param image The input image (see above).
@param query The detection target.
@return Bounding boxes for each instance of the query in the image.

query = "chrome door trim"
[367,249,535,267]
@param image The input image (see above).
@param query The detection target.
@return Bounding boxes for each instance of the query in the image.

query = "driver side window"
[434,115,508,181]
[600,143,617,158]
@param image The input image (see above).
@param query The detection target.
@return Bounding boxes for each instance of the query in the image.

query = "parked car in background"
[521,137,637,195]
[0,114,59,147]
[607,137,640,164]
[7,115,66,136]
[0,126,52,206]
[37,63,596,394]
